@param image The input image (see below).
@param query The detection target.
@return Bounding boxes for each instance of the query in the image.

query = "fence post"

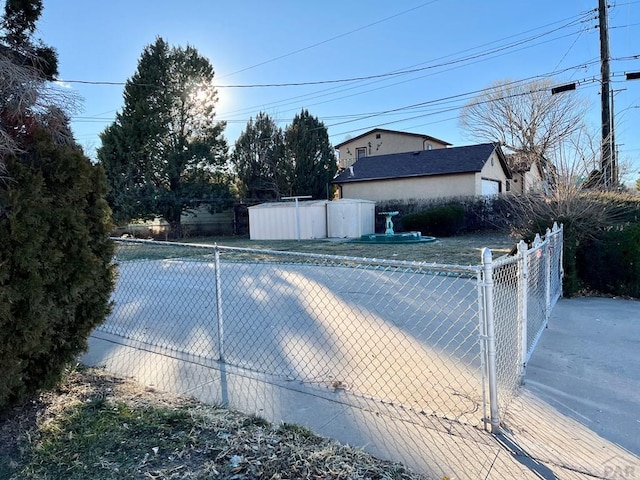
[477,269,488,431]
[214,244,225,362]
[517,240,528,385]
[544,228,552,323]
[558,223,565,293]
[481,248,500,434]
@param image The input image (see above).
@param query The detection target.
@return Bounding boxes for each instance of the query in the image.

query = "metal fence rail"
[93,223,563,472]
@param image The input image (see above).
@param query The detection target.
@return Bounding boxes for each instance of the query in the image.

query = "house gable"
[334,128,451,168]
[505,152,545,193]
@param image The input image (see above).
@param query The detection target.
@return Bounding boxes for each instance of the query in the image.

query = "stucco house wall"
[335,129,450,168]
[339,173,476,202]
[505,154,544,194]
[516,161,544,193]
[476,151,510,193]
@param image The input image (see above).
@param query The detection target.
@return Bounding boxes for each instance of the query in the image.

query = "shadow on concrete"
[89,252,640,478]
[495,431,557,479]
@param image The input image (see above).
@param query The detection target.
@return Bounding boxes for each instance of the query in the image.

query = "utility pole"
[610,89,619,185]
[599,0,614,187]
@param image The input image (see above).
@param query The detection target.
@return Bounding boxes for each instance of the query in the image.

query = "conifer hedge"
[0,128,115,410]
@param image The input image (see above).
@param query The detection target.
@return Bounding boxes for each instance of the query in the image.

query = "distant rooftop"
[333,143,509,183]
[333,128,452,149]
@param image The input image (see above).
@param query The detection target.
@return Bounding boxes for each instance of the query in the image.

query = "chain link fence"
[103,242,486,425]
[88,223,563,476]
[482,223,564,418]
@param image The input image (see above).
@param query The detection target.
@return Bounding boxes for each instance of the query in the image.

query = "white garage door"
[481,179,500,196]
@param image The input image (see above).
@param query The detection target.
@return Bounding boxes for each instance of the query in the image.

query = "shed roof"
[248,200,328,210]
[332,142,510,184]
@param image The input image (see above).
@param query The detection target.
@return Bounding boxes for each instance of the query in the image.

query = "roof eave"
[492,144,513,179]
[332,170,479,184]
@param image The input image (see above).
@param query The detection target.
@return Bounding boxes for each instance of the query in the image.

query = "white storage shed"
[248,200,328,240]
[327,198,376,238]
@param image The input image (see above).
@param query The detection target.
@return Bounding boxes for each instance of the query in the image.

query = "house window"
[375,133,381,139]
[356,147,366,160]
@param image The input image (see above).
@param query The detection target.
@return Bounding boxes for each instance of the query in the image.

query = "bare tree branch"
[0,49,80,170]
[459,79,589,185]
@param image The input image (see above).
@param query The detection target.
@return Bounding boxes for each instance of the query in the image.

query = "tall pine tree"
[98,37,230,238]
[231,112,288,201]
[284,109,337,200]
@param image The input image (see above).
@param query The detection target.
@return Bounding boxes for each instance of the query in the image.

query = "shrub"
[0,128,115,410]
[376,196,510,234]
[578,222,640,297]
[401,204,465,237]
[505,191,640,296]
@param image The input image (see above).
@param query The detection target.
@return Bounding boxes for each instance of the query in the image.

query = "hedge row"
[376,192,640,298]
[401,204,465,237]
[578,223,640,297]
[375,196,511,234]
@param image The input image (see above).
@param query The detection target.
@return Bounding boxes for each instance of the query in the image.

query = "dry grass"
[186,231,515,266]
[0,367,428,480]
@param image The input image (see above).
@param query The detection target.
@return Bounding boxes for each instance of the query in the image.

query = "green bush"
[578,223,640,297]
[401,204,465,237]
[0,129,115,410]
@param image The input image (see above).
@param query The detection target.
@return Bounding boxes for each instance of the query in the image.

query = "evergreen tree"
[1,0,114,410]
[98,37,230,238]
[231,112,288,201]
[284,109,337,199]
[0,0,57,78]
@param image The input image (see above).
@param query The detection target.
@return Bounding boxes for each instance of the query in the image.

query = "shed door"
[481,179,500,196]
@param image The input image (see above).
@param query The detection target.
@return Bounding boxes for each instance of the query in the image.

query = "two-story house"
[334,128,452,169]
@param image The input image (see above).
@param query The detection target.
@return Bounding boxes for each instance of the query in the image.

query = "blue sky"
[37,0,640,182]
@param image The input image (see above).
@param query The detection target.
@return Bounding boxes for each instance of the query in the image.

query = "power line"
[328,76,602,138]
[218,30,594,121]
[59,11,594,94]
[64,8,636,151]
[216,0,441,79]
[229,58,600,129]
[70,62,603,128]
[62,9,599,137]
[72,61,613,141]
[59,25,589,91]
[610,22,640,28]
[218,12,597,118]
